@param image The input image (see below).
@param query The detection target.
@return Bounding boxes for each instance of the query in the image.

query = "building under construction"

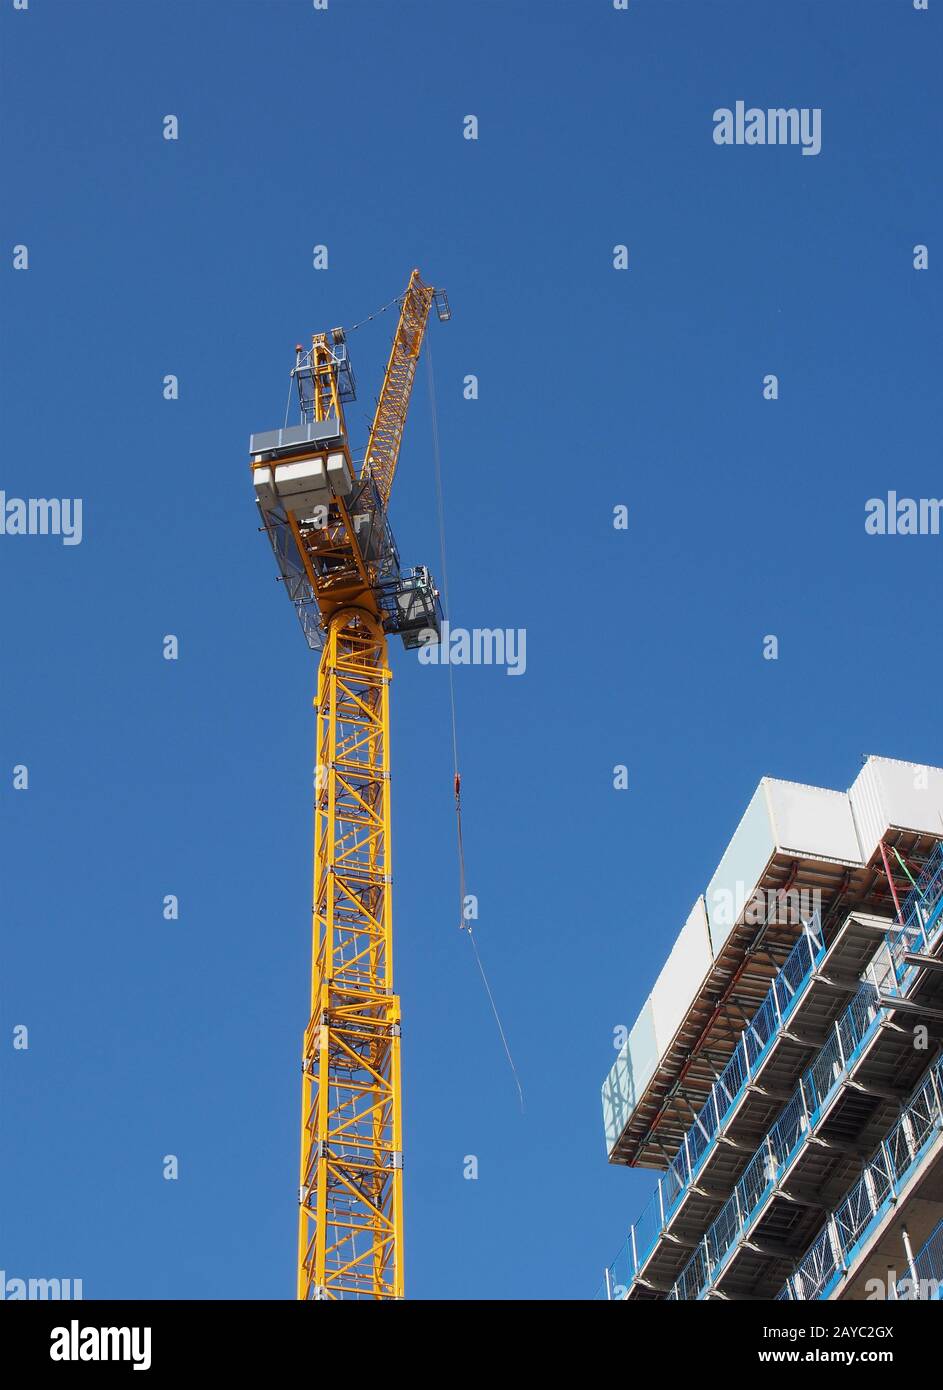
[599,755,943,1302]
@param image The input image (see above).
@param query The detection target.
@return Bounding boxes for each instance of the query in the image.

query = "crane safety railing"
[670,949,901,1301]
[602,916,826,1295]
[888,841,943,988]
[896,1217,943,1300]
[776,1052,943,1300]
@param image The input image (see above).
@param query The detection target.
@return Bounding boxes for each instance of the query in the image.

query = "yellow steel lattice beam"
[362,269,436,509]
[297,609,404,1300]
[290,272,443,1300]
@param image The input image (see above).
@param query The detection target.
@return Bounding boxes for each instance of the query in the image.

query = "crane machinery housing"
[249,270,451,1300]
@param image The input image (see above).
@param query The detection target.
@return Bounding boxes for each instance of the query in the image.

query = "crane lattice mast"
[249,270,450,1299]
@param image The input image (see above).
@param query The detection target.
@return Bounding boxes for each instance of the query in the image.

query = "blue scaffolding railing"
[671,956,901,1300]
[774,846,943,1303]
[602,916,826,1295]
[777,1054,943,1300]
[889,842,943,988]
[897,1217,943,1300]
[599,841,943,1301]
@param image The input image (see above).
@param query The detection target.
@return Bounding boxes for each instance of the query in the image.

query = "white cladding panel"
[650,897,712,1056]
[850,757,943,862]
[850,759,885,863]
[765,779,861,864]
[601,999,658,1156]
[705,785,775,955]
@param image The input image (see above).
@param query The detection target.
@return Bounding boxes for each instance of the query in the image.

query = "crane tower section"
[249,270,450,1299]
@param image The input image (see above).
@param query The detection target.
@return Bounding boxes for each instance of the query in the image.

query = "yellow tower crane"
[249,270,450,1300]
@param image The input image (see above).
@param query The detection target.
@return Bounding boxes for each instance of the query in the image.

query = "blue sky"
[1,0,940,1300]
